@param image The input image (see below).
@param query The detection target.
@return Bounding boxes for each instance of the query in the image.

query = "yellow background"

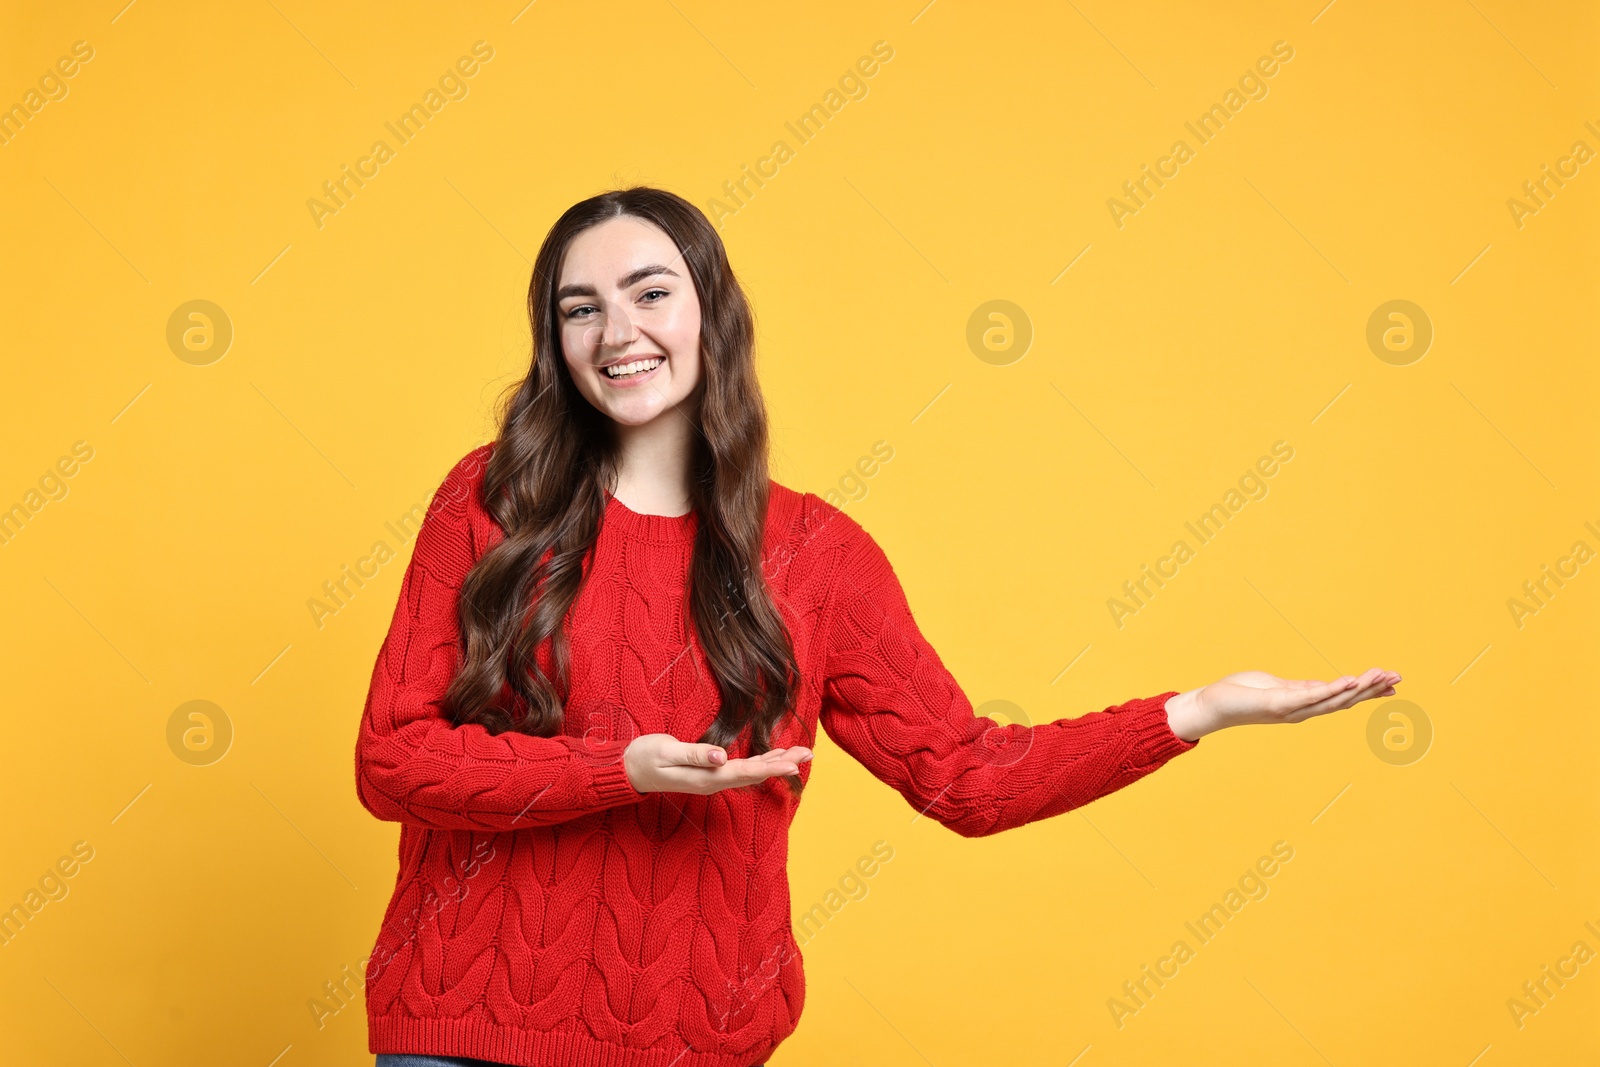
[2,1,1596,1063]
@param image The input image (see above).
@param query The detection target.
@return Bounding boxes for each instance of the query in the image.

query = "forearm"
[957,691,1197,836]
[822,687,1199,839]
[356,718,645,831]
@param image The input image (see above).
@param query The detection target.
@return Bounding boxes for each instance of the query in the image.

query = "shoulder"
[766,480,866,551]
[432,441,494,504]
[446,440,496,488]
[401,442,497,579]
[764,480,893,592]
[423,441,497,536]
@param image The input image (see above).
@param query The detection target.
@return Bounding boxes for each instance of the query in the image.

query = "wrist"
[1164,688,1214,742]
[621,738,651,794]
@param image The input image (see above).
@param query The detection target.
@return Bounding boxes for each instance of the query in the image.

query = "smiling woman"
[353,186,1401,1067]
[554,220,706,468]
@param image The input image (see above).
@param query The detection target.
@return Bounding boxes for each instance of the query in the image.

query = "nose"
[582,300,636,352]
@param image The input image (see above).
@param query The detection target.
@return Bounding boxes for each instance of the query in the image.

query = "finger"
[655,761,783,795]
[1283,677,1356,711]
[1276,677,1364,720]
[720,754,804,778]
[1348,674,1396,704]
[758,746,813,764]
[666,746,816,793]
[1348,669,1389,698]
[1290,672,1390,721]
[706,757,801,789]
[667,741,728,768]
[1324,670,1385,703]
[743,753,803,775]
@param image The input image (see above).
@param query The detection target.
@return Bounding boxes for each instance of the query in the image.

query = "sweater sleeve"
[815,513,1198,839]
[354,448,646,832]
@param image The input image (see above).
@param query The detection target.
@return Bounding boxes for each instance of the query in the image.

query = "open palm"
[1167,667,1401,739]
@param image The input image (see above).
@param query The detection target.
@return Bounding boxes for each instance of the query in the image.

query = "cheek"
[665,311,701,367]
[562,322,592,357]
[560,344,596,389]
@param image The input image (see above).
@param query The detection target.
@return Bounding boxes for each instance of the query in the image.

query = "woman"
[354,186,1399,1067]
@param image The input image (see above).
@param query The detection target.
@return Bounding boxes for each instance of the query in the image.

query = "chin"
[600,396,679,424]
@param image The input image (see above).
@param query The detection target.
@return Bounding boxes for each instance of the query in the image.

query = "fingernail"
[711,750,725,765]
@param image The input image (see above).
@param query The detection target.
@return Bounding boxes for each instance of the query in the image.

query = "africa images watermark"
[0,39,95,147]
[306,41,495,230]
[714,839,897,1034]
[305,443,492,630]
[1504,120,1600,231]
[705,40,896,228]
[706,439,894,639]
[305,502,427,630]
[313,837,497,1029]
[0,840,97,948]
[0,440,95,549]
[1504,917,1600,1031]
[1504,514,1599,630]
[1107,40,1296,229]
[1107,440,1296,628]
[1107,840,1295,1028]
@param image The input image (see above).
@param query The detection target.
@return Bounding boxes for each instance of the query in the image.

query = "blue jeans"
[376,1057,764,1067]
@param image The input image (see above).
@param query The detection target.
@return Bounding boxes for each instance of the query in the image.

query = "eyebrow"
[556,264,681,300]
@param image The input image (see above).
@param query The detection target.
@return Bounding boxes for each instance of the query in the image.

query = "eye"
[640,288,669,303]
[564,304,597,319]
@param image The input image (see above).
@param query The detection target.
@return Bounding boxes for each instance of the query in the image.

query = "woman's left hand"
[1163,667,1401,742]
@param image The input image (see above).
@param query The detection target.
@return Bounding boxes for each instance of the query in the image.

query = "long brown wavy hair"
[442,186,803,795]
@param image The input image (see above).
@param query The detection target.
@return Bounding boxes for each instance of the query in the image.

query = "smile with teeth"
[603,357,663,379]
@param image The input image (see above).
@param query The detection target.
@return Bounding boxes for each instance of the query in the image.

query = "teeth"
[605,357,662,378]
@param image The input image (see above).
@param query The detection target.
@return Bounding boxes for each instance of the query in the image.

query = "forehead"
[558,216,680,282]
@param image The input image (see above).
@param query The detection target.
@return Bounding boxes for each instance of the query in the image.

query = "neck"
[609,407,698,517]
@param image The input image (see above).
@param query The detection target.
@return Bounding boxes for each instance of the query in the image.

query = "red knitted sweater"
[355,442,1199,1067]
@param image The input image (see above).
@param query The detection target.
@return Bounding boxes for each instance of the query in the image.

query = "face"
[555,215,703,428]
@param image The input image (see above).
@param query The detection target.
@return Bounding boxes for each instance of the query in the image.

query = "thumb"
[676,742,727,768]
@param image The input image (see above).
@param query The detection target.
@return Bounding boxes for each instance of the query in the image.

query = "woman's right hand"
[1163,667,1400,740]
[623,733,812,795]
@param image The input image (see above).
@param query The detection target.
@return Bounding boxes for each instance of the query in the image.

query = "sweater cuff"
[1122,690,1199,766]
[582,740,647,806]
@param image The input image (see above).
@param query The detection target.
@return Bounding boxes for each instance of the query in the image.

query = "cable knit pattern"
[355,442,1199,1067]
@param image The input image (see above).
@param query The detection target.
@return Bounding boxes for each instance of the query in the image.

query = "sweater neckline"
[603,488,698,543]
